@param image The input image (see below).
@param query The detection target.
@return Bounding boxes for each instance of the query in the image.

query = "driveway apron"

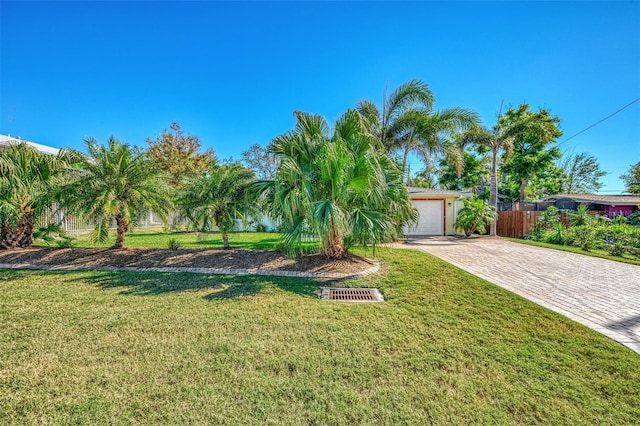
[402,237,640,355]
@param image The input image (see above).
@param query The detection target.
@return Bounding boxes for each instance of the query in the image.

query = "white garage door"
[407,200,444,235]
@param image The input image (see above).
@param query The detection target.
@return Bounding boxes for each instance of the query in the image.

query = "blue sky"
[1,1,638,193]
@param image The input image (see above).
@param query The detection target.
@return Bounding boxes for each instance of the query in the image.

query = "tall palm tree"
[356,80,479,181]
[58,137,171,249]
[457,124,513,236]
[177,163,258,249]
[0,143,77,249]
[255,109,417,259]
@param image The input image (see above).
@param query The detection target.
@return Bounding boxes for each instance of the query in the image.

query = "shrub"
[544,223,567,245]
[567,225,598,251]
[167,238,182,250]
[607,241,626,257]
[255,223,268,233]
[55,236,75,249]
[532,206,560,241]
[568,204,591,226]
[33,223,75,249]
[626,211,640,226]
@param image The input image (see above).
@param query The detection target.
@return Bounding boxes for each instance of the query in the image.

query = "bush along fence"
[519,206,640,258]
[496,211,569,238]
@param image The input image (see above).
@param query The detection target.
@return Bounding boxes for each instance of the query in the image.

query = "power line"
[559,97,640,146]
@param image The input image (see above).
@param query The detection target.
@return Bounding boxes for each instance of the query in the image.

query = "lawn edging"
[0,261,380,280]
[504,237,640,266]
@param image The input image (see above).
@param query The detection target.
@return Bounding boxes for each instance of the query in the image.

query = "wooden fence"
[496,211,570,238]
[496,211,541,238]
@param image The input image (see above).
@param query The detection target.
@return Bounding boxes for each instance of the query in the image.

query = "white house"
[0,134,61,155]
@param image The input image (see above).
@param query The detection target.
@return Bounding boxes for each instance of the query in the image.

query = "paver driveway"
[402,237,640,355]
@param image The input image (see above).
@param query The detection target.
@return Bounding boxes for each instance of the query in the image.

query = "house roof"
[0,134,60,156]
[540,193,640,206]
[407,187,472,198]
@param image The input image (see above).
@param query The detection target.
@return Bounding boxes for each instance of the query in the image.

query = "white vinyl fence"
[37,208,278,235]
[37,208,168,235]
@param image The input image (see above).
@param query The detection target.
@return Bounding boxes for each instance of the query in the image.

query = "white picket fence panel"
[36,208,278,235]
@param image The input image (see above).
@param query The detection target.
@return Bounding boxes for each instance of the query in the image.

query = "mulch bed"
[0,247,376,276]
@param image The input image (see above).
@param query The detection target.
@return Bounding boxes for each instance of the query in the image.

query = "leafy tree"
[557,152,607,193]
[455,197,497,237]
[0,143,77,248]
[356,80,478,180]
[255,110,417,259]
[520,166,564,201]
[438,146,490,198]
[621,161,640,194]
[145,122,216,187]
[177,163,258,249]
[241,143,280,180]
[499,104,563,201]
[58,137,172,249]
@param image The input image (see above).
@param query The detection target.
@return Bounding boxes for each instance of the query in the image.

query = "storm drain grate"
[320,288,384,302]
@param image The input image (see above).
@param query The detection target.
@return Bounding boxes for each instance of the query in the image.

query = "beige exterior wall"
[452,198,466,235]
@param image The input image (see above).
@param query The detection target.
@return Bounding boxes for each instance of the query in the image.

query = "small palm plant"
[177,163,258,249]
[569,204,591,226]
[58,137,172,249]
[455,196,497,237]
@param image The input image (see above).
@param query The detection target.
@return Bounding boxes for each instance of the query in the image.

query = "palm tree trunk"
[0,213,35,249]
[402,146,410,184]
[113,214,129,249]
[222,232,230,249]
[489,150,498,237]
[325,226,345,259]
[467,220,478,238]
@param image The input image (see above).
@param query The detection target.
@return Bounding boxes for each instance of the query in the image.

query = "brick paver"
[399,237,640,355]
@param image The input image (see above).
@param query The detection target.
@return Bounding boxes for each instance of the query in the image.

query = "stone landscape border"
[0,261,380,280]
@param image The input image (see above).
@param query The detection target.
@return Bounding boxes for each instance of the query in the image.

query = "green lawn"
[506,237,640,267]
[1,247,638,424]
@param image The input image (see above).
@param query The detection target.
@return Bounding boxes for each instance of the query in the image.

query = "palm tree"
[0,143,77,249]
[455,197,498,237]
[58,137,171,249]
[356,80,479,181]
[458,123,514,236]
[177,163,258,249]
[255,109,417,259]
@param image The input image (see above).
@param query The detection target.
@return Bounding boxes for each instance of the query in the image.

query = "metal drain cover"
[320,288,384,302]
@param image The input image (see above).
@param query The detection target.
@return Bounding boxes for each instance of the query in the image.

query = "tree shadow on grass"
[0,268,37,283]
[68,270,319,299]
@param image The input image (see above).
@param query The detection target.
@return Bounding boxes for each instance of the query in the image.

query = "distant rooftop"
[540,193,640,206]
[0,134,60,156]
